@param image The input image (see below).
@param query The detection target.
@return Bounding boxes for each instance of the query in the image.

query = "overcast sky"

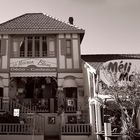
[0,0,140,54]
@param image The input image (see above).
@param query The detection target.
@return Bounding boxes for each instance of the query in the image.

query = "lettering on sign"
[107,61,134,81]
[100,59,140,86]
[10,67,56,72]
[10,58,57,68]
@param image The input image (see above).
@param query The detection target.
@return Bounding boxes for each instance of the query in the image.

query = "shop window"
[66,40,72,57]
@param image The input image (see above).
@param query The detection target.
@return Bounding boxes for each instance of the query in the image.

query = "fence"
[61,124,91,135]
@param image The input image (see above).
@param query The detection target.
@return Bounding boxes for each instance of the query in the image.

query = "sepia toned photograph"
[0,0,140,140]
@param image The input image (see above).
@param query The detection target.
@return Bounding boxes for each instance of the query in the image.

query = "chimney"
[69,17,74,25]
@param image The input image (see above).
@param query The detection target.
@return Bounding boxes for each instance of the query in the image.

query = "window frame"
[12,35,56,58]
[66,39,72,58]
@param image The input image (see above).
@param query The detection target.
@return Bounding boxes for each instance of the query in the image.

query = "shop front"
[9,58,58,113]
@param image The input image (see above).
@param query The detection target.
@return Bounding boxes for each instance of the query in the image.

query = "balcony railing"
[61,124,91,135]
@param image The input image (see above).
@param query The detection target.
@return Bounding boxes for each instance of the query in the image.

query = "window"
[35,36,40,57]
[12,36,56,58]
[66,40,72,57]
[20,38,25,57]
[42,36,47,57]
[27,37,33,57]
[48,39,55,57]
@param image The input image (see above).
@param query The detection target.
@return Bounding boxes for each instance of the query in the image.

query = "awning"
[63,77,77,88]
[10,72,57,77]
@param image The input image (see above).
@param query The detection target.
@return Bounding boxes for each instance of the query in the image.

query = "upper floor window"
[66,39,72,57]
[12,36,56,58]
[42,36,47,57]
[35,36,40,57]
[27,37,33,57]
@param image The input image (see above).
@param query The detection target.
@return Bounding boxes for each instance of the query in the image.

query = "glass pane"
[27,37,32,57]
[42,40,47,57]
[66,40,72,56]
[35,37,40,57]
[20,40,25,57]
[49,40,55,56]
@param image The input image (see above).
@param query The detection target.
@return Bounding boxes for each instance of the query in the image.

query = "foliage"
[98,66,140,139]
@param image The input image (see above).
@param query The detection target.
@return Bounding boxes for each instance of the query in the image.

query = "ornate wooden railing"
[61,124,91,135]
[0,123,32,134]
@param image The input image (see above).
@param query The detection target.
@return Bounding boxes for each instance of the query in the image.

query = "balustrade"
[0,123,32,134]
[61,124,91,135]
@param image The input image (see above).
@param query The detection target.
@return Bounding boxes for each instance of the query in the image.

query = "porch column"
[104,123,111,140]
[89,103,97,140]
[95,102,102,140]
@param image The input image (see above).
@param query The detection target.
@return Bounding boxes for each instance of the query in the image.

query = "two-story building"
[0,13,92,140]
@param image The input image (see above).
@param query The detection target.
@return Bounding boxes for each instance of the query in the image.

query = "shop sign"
[10,67,57,72]
[10,58,57,68]
[99,59,140,86]
[13,109,20,117]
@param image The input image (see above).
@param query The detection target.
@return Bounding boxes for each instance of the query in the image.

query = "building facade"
[82,54,140,140]
[0,13,92,140]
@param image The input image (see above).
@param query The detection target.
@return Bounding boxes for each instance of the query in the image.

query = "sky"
[0,0,140,54]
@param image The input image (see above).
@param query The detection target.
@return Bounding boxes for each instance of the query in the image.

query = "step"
[44,135,59,140]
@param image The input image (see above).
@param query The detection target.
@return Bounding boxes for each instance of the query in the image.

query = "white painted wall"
[59,40,65,69]
[66,58,72,69]
[73,39,79,69]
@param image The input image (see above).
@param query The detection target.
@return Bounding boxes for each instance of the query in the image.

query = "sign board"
[10,58,57,72]
[99,59,140,86]
[13,109,20,117]
[67,99,75,106]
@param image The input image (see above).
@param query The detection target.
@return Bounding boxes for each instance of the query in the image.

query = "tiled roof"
[81,54,140,62]
[0,13,84,34]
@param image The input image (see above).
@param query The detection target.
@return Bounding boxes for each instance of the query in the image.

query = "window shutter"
[61,39,66,55]
[1,39,6,56]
